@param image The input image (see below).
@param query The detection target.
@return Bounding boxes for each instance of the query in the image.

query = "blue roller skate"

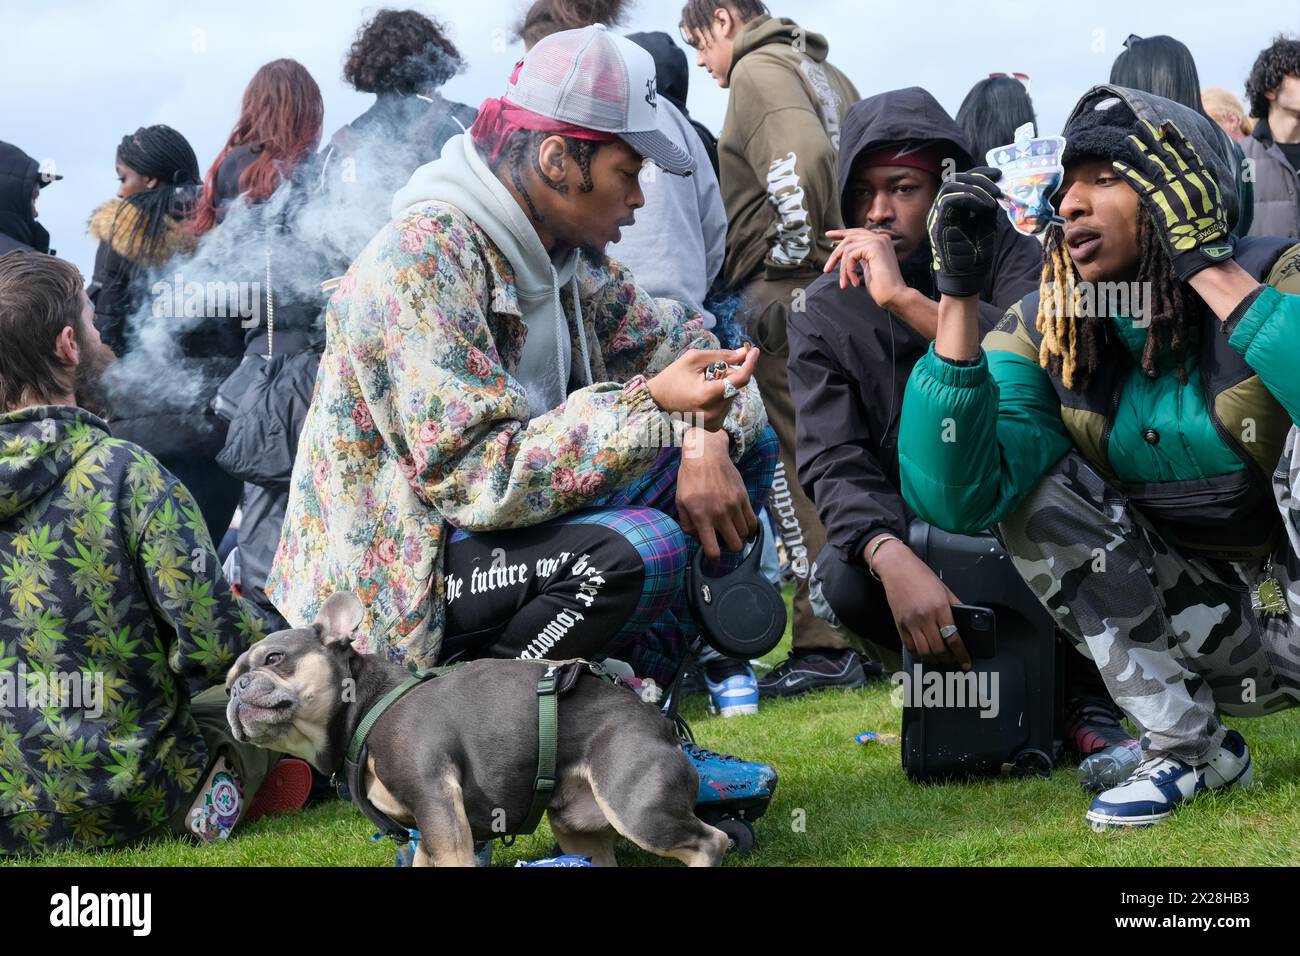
[679,731,777,856]
[661,632,780,855]
[390,830,494,867]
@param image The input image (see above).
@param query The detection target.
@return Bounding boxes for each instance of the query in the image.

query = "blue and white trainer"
[1085,730,1253,830]
[703,662,760,717]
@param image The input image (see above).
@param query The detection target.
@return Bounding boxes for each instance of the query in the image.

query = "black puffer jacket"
[216,343,323,623]
[0,141,52,255]
[787,87,1042,565]
[86,195,197,355]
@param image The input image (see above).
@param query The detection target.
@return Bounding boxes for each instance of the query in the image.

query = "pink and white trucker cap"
[506,24,696,176]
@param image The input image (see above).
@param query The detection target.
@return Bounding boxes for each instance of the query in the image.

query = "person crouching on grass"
[899,84,1300,829]
[0,252,313,856]
[267,25,779,786]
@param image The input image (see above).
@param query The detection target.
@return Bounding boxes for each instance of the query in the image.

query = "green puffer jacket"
[899,238,1300,561]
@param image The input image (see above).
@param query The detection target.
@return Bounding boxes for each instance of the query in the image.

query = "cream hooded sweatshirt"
[391,133,594,418]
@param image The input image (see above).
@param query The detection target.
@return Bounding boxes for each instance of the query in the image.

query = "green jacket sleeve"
[899,307,1073,534]
[1228,246,1300,425]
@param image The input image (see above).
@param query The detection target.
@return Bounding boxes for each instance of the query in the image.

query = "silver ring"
[704,361,729,381]
[939,624,959,642]
[721,380,738,400]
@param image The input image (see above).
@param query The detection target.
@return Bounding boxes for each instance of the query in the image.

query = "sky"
[6,0,1300,274]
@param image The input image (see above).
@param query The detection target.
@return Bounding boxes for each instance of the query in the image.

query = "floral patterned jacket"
[0,407,264,855]
[267,201,767,665]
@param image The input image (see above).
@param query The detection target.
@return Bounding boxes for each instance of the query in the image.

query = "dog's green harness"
[341,660,615,844]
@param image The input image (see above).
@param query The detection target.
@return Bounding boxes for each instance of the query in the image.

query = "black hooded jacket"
[788,87,1042,565]
[0,141,51,255]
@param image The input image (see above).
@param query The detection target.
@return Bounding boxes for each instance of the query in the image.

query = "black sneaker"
[756,649,879,699]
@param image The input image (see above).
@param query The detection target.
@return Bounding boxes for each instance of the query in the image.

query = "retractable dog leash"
[685,519,787,660]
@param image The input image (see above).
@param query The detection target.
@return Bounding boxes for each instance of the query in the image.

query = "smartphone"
[949,604,997,659]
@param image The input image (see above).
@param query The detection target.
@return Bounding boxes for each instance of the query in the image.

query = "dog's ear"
[315,591,365,646]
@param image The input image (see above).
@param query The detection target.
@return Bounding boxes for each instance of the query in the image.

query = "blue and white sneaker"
[703,660,760,717]
[1085,730,1254,830]
[515,855,595,867]
[681,741,778,805]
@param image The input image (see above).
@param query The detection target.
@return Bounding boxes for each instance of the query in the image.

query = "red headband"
[857,143,947,176]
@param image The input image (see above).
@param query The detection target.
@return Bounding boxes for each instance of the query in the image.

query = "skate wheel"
[716,818,755,856]
[1010,748,1053,778]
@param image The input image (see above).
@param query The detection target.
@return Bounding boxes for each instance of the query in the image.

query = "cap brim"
[620,129,695,176]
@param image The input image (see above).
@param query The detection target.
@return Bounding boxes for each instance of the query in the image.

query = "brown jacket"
[719,15,859,290]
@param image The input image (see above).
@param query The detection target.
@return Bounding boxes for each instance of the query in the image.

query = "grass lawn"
[8,587,1300,867]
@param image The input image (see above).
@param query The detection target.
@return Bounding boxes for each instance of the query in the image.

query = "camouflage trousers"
[998,434,1300,763]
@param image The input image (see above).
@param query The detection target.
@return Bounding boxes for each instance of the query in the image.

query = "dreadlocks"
[1035,204,1201,390]
[491,129,602,223]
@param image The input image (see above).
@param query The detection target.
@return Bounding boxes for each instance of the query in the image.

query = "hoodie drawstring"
[548,265,593,399]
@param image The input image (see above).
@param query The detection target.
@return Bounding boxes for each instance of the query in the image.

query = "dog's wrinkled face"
[224,592,365,765]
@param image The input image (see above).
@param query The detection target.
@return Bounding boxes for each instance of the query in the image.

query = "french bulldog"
[225,591,728,866]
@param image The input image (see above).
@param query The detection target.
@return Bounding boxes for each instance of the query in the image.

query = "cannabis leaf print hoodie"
[0,406,264,855]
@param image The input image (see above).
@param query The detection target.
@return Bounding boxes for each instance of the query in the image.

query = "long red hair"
[191,58,324,234]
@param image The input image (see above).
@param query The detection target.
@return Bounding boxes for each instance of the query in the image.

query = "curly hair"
[343,8,464,94]
[1246,34,1300,119]
[515,0,630,49]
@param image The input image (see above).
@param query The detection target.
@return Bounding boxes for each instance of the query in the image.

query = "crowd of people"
[3,0,1300,857]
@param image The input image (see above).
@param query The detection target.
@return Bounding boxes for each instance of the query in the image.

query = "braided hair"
[112,125,201,265]
[1035,205,1200,390]
[490,129,602,223]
